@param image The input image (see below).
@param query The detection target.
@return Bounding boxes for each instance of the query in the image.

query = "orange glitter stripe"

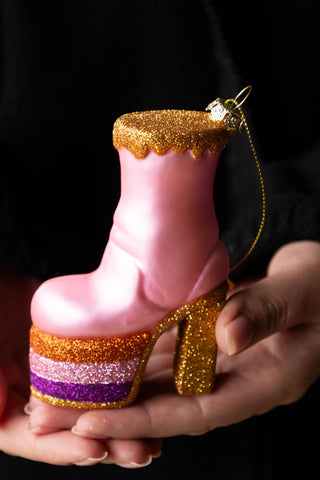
[30,326,153,363]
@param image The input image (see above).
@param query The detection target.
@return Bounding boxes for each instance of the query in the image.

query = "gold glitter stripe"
[30,326,153,363]
[112,110,235,159]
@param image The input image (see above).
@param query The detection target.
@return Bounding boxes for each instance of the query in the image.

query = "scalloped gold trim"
[112,110,235,159]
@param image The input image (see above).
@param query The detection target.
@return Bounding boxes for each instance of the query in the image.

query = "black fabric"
[1,1,319,280]
[214,1,320,279]
[0,1,319,478]
[0,0,224,279]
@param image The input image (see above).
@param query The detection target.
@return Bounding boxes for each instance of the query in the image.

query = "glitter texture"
[174,282,227,395]
[112,110,236,159]
[30,283,227,408]
[29,349,139,384]
[30,326,152,363]
[30,387,129,409]
[30,372,132,403]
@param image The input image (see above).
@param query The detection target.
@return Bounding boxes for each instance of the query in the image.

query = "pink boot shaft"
[31,110,234,337]
[31,147,229,337]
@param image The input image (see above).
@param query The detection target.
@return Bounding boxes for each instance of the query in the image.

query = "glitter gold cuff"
[29,282,227,409]
[112,110,236,159]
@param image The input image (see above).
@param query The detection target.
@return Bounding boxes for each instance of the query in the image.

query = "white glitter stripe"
[29,348,139,384]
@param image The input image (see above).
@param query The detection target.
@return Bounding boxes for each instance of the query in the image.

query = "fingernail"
[225,316,254,355]
[26,422,57,435]
[117,456,152,469]
[71,426,105,439]
[74,451,108,466]
[24,403,32,415]
[26,422,45,434]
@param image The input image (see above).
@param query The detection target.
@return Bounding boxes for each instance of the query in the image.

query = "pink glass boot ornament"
[29,98,244,409]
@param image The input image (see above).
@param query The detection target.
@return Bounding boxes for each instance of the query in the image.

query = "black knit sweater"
[1,1,319,282]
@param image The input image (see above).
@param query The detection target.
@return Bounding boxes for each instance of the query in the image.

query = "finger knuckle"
[258,291,290,336]
[188,399,214,436]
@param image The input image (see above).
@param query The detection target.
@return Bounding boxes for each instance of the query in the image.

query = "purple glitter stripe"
[30,371,132,404]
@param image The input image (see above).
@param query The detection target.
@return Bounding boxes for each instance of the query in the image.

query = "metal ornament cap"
[206,85,252,131]
[206,98,242,130]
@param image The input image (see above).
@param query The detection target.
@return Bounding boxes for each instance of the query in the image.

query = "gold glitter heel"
[174,281,227,395]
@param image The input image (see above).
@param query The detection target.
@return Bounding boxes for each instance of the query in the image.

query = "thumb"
[216,244,320,355]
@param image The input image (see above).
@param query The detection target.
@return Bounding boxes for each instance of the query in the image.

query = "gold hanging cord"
[218,86,266,272]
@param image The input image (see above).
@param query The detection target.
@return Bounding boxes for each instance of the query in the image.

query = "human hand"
[28,241,320,444]
[0,266,162,467]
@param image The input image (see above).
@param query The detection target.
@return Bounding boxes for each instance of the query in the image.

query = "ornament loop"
[224,85,252,116]
[232,85,252,110]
